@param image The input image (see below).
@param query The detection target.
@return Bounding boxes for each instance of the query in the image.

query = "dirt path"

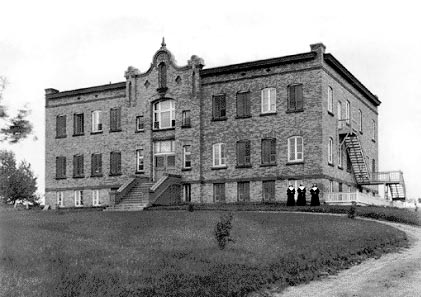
[270,219,421,297]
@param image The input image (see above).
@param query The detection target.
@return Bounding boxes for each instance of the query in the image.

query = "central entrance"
[153,140,176,181]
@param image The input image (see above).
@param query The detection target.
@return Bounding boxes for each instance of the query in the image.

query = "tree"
[0,76,33,143]
[0,150,37,203]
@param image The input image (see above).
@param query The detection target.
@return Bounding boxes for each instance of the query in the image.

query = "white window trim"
[91,110,102,132]
[345,100,350,124]
[288,136,304,162]
[92,190,100,206]
[136,148,144,172]
[153,100,175,129]
[261,88,276,114]
[136,116,144,131]
[328,137,334,164]
[74,190,83,207]
[56,191,64,207]
[329,180,334,192]
[328,86,333,113]
[358,110,363,132]
[372,119,376,141]
[212,143,226,167]
[337,101,342,120]
[183,145,192,169]
[338,144,343,168]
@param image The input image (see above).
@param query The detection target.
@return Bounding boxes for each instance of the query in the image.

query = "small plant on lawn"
[214,212,235,250]
[348,202,357,219]
[187,203,194,212]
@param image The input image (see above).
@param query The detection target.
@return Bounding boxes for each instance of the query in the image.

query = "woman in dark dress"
[296,184,306,206]
[310,183,320,206]
[287,185,295,206]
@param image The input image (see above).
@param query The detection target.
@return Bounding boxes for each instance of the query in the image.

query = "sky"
[0,0,420,199]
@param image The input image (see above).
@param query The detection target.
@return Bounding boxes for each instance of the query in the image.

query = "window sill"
[72,133,85,137]
[235,115,252,119]
[135,171,145,174]
[286,161,304,165]
[135,129,145,133]
[181,125,191,128]
[109,173,122,177]
[328,162,334,167]
[90,131,103,135]
[55,177,67,180]
[260,163,277,167]
[286,109,304,114]
[73,175,85,179]
[259,112,277,117]
[109,129,122,133]
[55,135,67,139]
[152,127,175,132]
[211,166,228,170]
[235,165,252,169]
[327,111,334,117]
[90,174,104,178]
[211,117,228,122]
[182,168,192,171]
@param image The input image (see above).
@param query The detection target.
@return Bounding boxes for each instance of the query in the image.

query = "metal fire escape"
[338,119,406,201]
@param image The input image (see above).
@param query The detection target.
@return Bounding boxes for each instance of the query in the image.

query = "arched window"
[158,62,167,89]
[153,100,175,129]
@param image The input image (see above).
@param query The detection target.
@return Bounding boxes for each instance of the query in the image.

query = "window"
[328,137,334,165]
[182,110,191,127]
[236,140,251,167]
[337,101,342,120]
[73,154,84,178]
[358,109,363,132]
[92,190,100,206]
[74,190,83,207]
[261,88,276,113]
[91,110,102,133]
[212,94,226,120]
[154,140,175,154]
[338,144,343,168]
[346,153,352,173]
[372,159,376,173]
[56,156,66,179]
[288,136,304,162]
[345,100,350,124]
[237,181,250,202]
[91,153,102,177]
[183,145,192,169]
[110,107,121,132]
[212,143,226,167]
[327,86,333,113]
[213,183,225,202]
[110,152,121,176]
[73,113,84,136]
[158,62,167,89]
[287,84,303,112]
[136,116,144,131]
[183,184,191,202]
[136,149,144,172]
[339,182,343,192]
[261,138,276,165]
[236,92,251,117]
[372,120,376,141]
[56,192,64,207]
[262,180,275,201]
[56,115,66,138]
[329,180,333,192]
[154,100,175,129]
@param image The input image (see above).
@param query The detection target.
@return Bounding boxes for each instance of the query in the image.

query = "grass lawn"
[0,209,408,297]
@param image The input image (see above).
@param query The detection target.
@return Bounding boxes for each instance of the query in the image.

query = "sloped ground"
[273,220,421,297]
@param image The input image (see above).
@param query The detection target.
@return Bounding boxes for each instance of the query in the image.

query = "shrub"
[187,203,194,212]
[348,203,357,219]
[214,212,234,250]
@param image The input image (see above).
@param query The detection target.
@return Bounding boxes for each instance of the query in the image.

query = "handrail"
[325,191,390,206]
[370,171,403,184]
[116,178,138,203]
[150,175,168,192]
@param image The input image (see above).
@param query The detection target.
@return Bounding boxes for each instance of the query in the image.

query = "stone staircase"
[105,179,153,211]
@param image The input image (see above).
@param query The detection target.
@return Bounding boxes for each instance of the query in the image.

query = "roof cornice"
[46,82,126,99]
[323,53,381,106]
[200,52,317,77]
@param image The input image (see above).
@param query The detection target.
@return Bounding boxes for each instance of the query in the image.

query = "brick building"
[44,40,405,209]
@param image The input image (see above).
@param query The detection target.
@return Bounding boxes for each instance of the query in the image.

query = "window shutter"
[220,95,226,117]
[295,85,303,110]
[270,139,276,163]
[288,86,296,111]
[116,108,121,130]
[245,140,251,165]
[237,93,244,117]
[245,92,250,116]
[73,155,77,177]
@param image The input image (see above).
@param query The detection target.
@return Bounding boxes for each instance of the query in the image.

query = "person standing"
[287,185,295,206]
[310,184,320,206]
[297,184,306,206]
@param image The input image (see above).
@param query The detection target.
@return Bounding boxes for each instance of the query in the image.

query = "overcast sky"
[1,0,420,199]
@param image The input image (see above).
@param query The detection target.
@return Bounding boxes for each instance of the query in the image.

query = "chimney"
[310,43,326,55]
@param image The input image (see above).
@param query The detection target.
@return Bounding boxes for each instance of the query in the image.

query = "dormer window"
[153,100,175,129]
[158,62,167,89]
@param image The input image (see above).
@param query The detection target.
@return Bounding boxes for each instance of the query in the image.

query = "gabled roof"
[46,82,126,99]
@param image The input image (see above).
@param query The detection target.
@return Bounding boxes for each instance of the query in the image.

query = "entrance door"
[154,140,175,181]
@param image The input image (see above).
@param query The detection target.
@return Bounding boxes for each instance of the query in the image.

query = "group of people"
[287,184,320,206]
